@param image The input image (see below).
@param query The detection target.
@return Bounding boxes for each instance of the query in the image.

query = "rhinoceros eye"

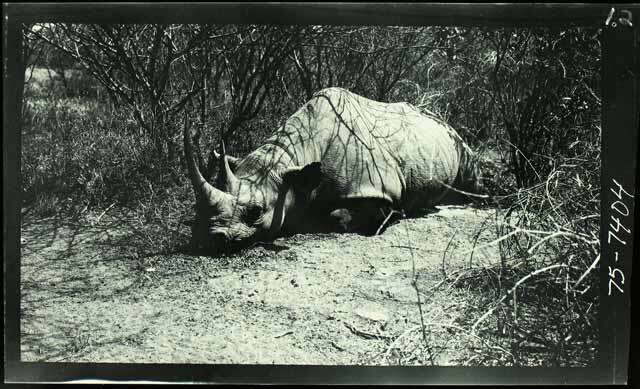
[245,205,263,224]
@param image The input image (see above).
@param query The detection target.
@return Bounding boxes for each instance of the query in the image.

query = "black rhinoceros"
[185,87,482,253]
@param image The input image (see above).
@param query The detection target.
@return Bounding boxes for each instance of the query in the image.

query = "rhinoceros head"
[183,120,320,254]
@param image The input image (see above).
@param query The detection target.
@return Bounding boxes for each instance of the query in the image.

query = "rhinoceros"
[184,87,482,253]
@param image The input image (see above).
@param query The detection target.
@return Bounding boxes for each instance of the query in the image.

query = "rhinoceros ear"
[269,162,323,238]
[282,162,322,191]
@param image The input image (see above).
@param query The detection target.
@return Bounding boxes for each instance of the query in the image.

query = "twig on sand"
[344,321,394,340]
[390,244,421,250]
[330,341,346,351]
[274,330,294,339]
[93,202,116,226]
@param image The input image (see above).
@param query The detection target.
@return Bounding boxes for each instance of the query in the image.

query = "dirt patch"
[21,205,504,365]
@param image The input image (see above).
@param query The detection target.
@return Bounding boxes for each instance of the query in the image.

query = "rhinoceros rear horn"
[217,140,240,193]
[183,116,229,208]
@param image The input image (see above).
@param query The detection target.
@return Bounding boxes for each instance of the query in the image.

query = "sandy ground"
[20,205,507,365]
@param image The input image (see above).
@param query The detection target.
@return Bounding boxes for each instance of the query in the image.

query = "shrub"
[21,96,186,214]
[465,132,600,366]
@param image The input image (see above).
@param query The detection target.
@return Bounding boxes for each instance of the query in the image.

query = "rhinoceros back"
[266,87,465,211]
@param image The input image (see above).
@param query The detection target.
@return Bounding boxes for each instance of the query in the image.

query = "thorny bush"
[462,137,600,366]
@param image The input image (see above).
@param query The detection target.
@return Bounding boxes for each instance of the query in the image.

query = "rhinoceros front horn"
[183,117,229,208]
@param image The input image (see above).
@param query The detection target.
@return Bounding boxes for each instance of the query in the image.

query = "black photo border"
[3,3,638,385]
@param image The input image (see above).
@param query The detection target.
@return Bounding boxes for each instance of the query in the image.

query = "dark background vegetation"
[19,24,601,366]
